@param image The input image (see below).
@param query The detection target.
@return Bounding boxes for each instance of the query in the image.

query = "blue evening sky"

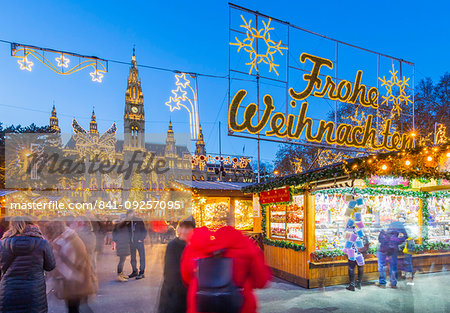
[1,0,449,164]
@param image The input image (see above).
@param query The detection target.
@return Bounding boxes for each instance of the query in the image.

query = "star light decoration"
[11,43,108,83]
[379,64,413,117]
[90,69,104,83]
[165,73,199,140]
[18,55,34,71]
[55,54,70,68]
[230,15,287,75]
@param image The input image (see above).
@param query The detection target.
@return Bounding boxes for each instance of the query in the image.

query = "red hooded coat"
[181,226,271,313]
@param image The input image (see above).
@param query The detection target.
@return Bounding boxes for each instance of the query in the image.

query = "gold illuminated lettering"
[289,53,333,100]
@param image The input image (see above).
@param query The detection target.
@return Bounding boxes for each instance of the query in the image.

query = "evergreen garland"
[255,177,450,259]
[242,142,450,194]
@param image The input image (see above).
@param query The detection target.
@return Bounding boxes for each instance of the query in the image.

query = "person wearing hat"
[113,213,131,282]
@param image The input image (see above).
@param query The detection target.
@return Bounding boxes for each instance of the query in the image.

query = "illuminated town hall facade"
[49,52,253,204]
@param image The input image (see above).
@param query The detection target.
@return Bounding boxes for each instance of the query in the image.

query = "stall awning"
[242,141,450,194]
[173,180,252,198]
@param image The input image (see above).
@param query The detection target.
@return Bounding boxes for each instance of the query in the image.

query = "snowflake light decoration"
[379,64,413,117]
[230,15,287,75]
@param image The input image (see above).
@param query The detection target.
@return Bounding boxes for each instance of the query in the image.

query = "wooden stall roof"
[173,180,253,198]
[242,141,450,194]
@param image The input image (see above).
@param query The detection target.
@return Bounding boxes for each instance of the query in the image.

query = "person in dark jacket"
[113,214,131,282]
[376,221,407,288]
[126,209,147,279]
[0,216,56,313]
[158,220,195,313]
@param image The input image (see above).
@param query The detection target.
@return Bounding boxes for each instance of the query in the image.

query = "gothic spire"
[195,124,206,156]
[165,120,176,157]
[50,104,60,132]
[90,108,98,133]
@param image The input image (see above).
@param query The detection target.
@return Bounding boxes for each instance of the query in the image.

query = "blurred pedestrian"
[345,234,369,291]
[105,219,114,245]
[400,216,416,286]
[113,213,131,282]
[68,216,96,273]
[376,220,407,289]
[46,221,97,313]
[0,216,56,313]
[181,226,271,313]
[91,214,107,264]
[158,220,195,313]
[126,209,147,279]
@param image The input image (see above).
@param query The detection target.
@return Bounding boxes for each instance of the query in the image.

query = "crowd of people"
[0,209,151,313]
[0,209,420,313]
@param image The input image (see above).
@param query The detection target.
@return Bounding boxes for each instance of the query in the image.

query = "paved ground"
[48,243,450,313]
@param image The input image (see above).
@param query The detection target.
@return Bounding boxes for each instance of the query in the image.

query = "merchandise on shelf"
[427,194,450,243]
[314,192,420,251]
[269,195,304,241]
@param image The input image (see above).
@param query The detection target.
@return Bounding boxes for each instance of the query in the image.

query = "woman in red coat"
[181,226,271,313]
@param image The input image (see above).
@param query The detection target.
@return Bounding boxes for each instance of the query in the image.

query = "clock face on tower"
[131,106,139,114]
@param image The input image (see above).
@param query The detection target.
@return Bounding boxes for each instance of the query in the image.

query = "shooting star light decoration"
[165,73,199,140]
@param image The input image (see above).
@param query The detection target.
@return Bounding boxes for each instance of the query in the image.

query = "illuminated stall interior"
[244,142,450,288]
[172,180,253,230]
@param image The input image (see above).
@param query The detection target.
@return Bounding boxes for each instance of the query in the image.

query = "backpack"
[196,250,244,313]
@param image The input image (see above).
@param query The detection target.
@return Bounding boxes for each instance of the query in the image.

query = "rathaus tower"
[124,48,145,150]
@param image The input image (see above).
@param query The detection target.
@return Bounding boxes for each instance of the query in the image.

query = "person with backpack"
[376,220,407,288]
[112,214,131,282]
[0,216,56,313]
[181,225,271,313]
[158,220,195,313]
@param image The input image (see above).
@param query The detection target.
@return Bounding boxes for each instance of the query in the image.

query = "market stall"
[172,180,254,231]
[243,143,450,288]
